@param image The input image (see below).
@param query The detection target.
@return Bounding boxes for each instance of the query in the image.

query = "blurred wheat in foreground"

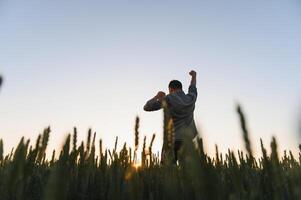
[0,104,301,200]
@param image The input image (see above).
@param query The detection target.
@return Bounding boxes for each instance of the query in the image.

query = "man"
[143,70,198,162]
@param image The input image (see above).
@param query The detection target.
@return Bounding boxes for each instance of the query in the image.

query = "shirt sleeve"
[188,84,197,101]
[143,98,162,111]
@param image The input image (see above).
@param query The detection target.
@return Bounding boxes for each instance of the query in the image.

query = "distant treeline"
[0,75,2,88]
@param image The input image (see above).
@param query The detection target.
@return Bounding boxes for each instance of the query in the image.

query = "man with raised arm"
[144,70,198,163]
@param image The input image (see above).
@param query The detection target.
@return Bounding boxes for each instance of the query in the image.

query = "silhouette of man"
[144,70,198,163]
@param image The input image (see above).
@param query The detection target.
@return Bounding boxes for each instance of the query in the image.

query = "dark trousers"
[174,141,183,163]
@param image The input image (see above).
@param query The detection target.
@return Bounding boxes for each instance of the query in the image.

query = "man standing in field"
[143,70,198,163]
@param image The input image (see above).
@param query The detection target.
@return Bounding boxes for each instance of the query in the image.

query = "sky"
[0,0,300,157]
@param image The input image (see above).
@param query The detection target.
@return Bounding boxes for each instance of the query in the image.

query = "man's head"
[168,80,182,94]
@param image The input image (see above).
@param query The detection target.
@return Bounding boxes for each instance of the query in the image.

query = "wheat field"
[0,104,300,200]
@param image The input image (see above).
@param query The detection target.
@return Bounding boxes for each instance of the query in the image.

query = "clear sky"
[0,0,300,157]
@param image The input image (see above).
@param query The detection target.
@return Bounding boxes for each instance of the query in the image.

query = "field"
[0,104,300,200]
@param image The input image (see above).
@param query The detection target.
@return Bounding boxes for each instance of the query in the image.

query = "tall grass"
[0,104,300,199]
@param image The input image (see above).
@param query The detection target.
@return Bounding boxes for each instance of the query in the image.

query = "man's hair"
[168,80,182,90]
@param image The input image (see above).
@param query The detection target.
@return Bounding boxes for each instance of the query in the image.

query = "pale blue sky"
[0,0,300,156]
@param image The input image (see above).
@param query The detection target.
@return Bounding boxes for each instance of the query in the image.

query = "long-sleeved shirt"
[144,84,198,141]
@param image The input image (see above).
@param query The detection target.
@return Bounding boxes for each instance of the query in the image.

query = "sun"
[132,163,141,169]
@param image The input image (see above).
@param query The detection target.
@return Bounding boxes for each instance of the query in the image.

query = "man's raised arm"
[143,91,166,111]
[189,70,196,86]
[188,70,197,100]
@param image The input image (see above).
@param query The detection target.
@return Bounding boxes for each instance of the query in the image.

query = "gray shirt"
[144,84,198,141]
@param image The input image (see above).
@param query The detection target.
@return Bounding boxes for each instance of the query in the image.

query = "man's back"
[165,84,197,141]
[143,70,198,162]
[143,71,198,141]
